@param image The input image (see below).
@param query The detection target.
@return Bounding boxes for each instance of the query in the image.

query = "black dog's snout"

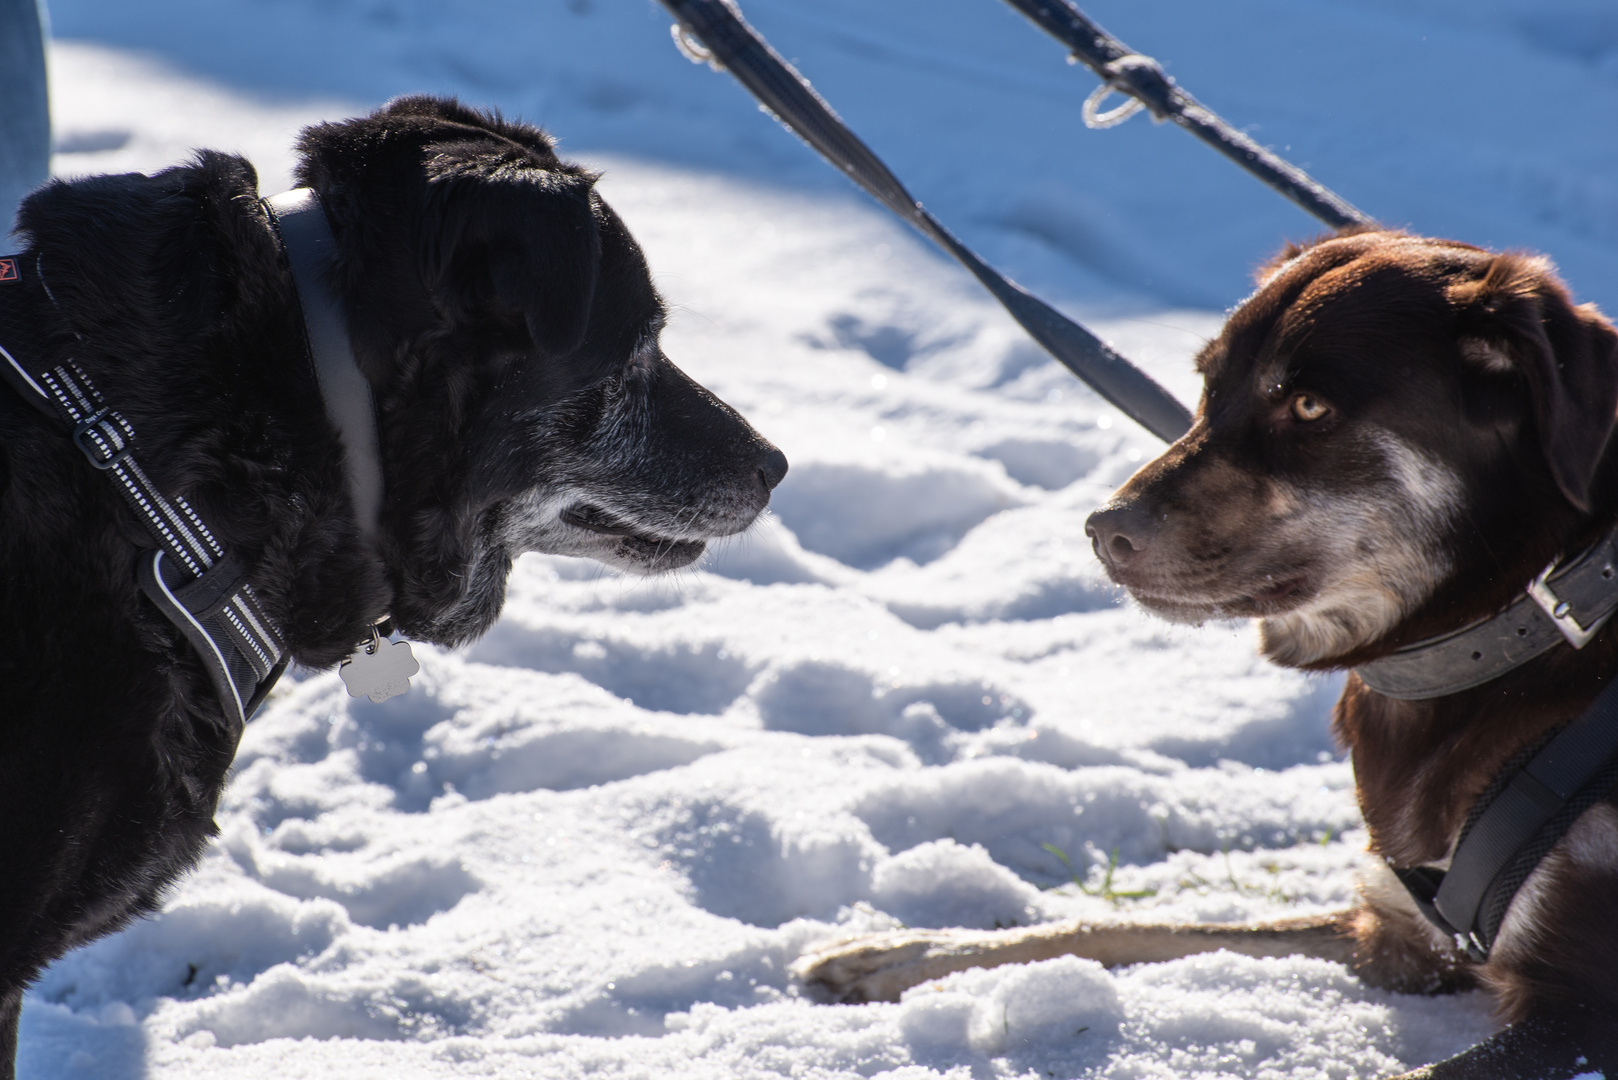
[1085,504,1159,569]
[757,447,789,493]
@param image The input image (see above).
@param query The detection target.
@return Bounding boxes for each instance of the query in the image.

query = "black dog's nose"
[1084,504,1158,569]
[757,447,789,492]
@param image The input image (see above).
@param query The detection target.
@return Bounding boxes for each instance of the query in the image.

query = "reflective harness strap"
[0,252,287,726]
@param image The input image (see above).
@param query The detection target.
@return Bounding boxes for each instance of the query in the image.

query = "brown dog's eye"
[1290,393,1330,422]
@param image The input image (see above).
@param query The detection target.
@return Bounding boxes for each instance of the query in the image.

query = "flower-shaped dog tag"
[340,631,419,703]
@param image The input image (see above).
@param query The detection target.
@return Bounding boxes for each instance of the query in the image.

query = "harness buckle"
[72,408,132,470]
[1526,560,1614,648]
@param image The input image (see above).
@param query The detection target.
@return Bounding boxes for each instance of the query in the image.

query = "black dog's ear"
[425,155,601,357]
[1453,253,1618,513]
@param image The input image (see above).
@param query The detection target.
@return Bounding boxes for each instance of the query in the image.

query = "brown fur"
[797,231,1618,1076]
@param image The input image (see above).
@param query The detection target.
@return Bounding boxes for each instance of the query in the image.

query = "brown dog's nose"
[1084,504,1159,570]
[757,447,789,492]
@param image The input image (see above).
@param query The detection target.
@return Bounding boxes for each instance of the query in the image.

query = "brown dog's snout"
[757,447,789,493]
[1084,504,1159,570]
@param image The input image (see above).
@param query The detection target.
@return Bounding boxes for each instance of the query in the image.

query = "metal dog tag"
[339,629,419,703]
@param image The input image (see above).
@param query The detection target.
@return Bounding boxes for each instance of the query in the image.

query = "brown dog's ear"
[426,156,602,357]
[1452,253,1618,512]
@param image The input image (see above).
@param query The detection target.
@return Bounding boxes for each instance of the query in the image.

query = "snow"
[18,0,1618,1077]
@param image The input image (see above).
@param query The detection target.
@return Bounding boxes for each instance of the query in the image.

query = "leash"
[656,0,1192,444]
[998,0,1372,231]
[1353,526,1618,961]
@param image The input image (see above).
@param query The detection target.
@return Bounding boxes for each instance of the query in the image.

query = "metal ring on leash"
[1082,83,1146,129]
[671,22,724,71]
[1003,0,1372,229]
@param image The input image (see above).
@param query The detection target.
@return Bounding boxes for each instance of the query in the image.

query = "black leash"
[999,0,1372,231]
[656,0,1192,444]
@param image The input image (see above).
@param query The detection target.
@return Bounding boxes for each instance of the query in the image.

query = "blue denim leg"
[0,0,49,239]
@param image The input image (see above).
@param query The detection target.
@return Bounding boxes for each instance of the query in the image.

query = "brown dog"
[795,231,1618,1077]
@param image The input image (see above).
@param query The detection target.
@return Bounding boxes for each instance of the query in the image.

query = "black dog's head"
[296,96,786,645]
[1085,230,1618,667]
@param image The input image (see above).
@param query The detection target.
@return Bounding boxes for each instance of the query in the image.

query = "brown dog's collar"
[1363,528,1618,960]
[1356,528,1618,700]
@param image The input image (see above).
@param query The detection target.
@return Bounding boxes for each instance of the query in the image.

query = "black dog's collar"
[262,189,385,547]
[1356,527,1618,700]
[262,189,418,704]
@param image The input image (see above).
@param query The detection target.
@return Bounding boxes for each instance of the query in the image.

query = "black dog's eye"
[1290,393,1330,422]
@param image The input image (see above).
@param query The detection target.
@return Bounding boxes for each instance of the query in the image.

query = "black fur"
[0,96,785,1075]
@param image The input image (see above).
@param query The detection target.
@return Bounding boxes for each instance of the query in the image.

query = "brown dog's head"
[1085,230,1618,668]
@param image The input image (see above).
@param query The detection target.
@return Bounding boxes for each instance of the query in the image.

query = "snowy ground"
[17,1,1618,1077]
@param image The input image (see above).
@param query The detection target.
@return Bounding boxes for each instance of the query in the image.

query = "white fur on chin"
[1258,430,1463,666]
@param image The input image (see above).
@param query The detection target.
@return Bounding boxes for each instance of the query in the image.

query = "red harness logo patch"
[0,258,17,282]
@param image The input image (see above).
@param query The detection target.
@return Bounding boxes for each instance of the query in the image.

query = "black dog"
[0,95,785,1075]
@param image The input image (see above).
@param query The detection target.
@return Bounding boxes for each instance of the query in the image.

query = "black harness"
[1355,538,1618,961]
[0,187,400,726]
